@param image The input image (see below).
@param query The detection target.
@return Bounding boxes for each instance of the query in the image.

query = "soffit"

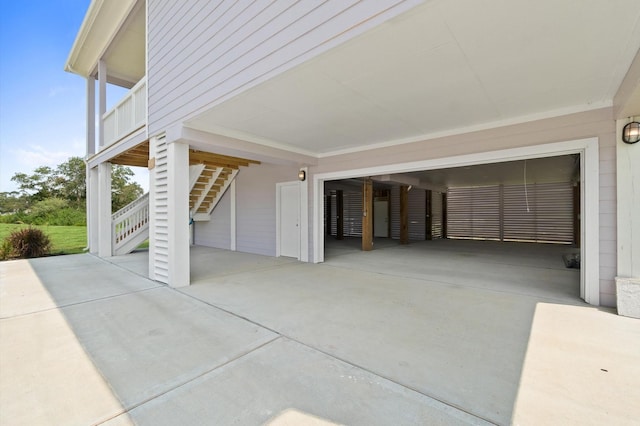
[65,0,145,87]
[187,0,640,155]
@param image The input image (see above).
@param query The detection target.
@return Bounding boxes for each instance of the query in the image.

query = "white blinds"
[447,182,574,244]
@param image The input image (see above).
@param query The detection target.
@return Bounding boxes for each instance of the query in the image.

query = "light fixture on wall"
[622,120,640,144]
[298,170,306,181]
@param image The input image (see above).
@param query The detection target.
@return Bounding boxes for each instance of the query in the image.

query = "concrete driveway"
[1,249,639,425]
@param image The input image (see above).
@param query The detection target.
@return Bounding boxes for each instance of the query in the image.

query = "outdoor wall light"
[622,121,640,144]
[298,170,306,181]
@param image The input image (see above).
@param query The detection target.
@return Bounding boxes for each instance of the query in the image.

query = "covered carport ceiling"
[327,154,578,188]
[187,0,640,155]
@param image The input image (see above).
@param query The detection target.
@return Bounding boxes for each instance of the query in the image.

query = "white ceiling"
[405,154,579,187]
[103,3,146,86]
[187,0,640,155]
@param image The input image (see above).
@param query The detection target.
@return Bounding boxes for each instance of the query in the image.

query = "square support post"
[97,162,112,257]
[87,166,99,254]
[98,60,107,148]
[86,76,96,155]
[336,190,344,240]
[167,141,190,287]
[400,185,409,244]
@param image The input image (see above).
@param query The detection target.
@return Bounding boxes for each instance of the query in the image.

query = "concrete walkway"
[1,250,639,425]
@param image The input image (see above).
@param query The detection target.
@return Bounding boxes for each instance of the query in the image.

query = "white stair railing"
[112,193,149,255]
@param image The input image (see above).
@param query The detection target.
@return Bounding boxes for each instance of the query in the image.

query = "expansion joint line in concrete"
[0,286,161,320]
[174,288,495,425]
[95,335,283,425]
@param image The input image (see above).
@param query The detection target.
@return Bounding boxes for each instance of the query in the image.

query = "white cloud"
[48,86,69,97]
[13,145,75,169]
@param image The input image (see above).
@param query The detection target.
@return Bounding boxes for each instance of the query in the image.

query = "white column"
[616,119,640,317]
[617,119,640,277]
[97,162,112,257]
[167,141,190,287]
[86,76,96,155]
[98,60,107,148]
[300,166,309,262]
[87,166,99,254]
[230,179,236,251]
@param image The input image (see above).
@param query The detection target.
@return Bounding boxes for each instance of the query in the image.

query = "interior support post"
[326,194,332,236]
[362,179,373,251]
[442,193,448,239]
[336,190,344,240]
[426,190,433,240]
[167,141,190,287]
[400,185,409,244]
[97,162,112,257]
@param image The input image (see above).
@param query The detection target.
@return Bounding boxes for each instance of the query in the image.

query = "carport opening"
[322,154,582,302]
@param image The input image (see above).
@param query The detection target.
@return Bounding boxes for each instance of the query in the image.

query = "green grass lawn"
[0,224,87,256]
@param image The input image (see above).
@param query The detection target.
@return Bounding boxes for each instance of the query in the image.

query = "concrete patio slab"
[512,303,640,425]
[2,249,638,425]
[325,239,582,303]
[56,287,277,409]
[0,254,160,318]
[0,306,130,425]
[106,338,488,426]
[183,261,540,424]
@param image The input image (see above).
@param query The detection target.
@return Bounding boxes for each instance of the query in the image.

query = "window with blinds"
[503,183,573,243]
[447,186,501,240]
[327,190,363,237]
[431,191,443,239]
[447,182,574,243]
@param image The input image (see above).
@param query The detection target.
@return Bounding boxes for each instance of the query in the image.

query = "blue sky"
[0,1,146,193]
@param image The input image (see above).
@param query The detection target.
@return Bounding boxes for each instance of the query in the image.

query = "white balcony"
[102,77,146,149]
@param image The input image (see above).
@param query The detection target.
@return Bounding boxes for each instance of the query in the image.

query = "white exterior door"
[374,200,389,237]
[279,182,300,258]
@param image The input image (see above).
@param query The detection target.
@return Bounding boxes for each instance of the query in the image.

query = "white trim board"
[313,138,600,306]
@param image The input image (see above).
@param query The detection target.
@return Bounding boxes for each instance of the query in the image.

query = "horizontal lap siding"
[235,163,298,256]
[194,188,231,249]
[147,0,416,135]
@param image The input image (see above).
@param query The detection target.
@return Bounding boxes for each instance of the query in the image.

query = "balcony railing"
[102,77,146,148]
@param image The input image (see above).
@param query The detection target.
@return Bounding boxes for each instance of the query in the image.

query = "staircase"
[112,192,149,256]
[189,165,238,222]
[111,151,258,255]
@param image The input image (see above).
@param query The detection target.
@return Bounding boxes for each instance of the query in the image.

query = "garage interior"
[323,154,582,303]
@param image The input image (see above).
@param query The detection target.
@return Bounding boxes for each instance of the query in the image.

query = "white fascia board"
[64,0,137,77]
[171,125,318,166]
[87,127,147,168]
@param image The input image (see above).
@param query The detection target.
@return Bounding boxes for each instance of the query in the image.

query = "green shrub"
[0,238,12,260]
[41,208,86,226]
[5,227,51,259]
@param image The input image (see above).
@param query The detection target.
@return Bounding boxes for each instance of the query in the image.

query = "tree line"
[0,157,143,226]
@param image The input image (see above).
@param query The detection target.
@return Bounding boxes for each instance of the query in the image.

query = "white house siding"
[194,188,231,250]
[148,135,169,284]
[310,108,618,307]
[146,0,422,136]
[235,163,299,257]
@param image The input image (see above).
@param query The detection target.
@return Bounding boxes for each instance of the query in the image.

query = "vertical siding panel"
[150,136,169,284]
